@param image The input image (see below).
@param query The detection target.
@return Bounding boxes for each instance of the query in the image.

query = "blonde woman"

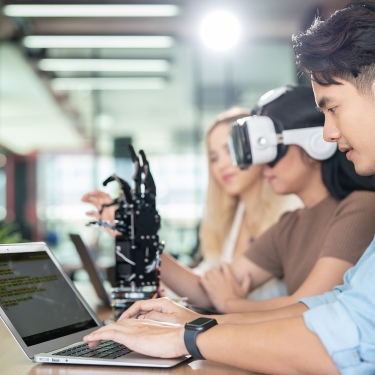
[159,108,301,305]
[83,108,301,306]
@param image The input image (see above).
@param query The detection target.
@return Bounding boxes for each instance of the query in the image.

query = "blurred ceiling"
[0,0,345,40]
[0,43,88,154]
[0,0,346,155]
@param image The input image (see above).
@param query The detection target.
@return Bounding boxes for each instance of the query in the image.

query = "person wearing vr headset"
[84,1,375,374]
[161,107,301,303]
[198,84,375,313]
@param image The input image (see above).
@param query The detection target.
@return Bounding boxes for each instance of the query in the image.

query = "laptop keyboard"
[52,340,132,360]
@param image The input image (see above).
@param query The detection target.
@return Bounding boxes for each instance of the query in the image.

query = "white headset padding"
[246,116,278,164]
[282,127,337,160]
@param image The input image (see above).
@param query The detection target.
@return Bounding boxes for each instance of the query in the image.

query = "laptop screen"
[0,251,98,346]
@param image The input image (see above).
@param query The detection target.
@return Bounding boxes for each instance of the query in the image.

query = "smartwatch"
[184,317,218,360]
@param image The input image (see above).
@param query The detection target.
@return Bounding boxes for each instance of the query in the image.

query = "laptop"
[69,233,111,307]
[0,242,189,368]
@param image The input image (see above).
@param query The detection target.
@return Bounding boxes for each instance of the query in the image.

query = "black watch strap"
[184,328,205,360]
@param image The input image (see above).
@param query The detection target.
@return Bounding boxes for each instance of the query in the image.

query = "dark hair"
[261,85,375,200]
[260,85,324,131]
[292,0,375,94]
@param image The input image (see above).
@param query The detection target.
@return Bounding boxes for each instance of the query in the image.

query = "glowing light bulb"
[200,11,241,51]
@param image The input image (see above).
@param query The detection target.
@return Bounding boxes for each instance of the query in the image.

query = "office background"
[0,0,345,274]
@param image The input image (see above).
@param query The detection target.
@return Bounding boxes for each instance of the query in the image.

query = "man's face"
[312,78,375,176]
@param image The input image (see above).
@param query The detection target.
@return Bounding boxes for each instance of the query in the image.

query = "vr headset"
[229,86,337,169]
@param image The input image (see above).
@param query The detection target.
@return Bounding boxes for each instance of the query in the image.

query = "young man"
[83,2,375,374]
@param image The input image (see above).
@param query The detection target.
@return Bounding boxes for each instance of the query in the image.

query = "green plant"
[0,223,24,244]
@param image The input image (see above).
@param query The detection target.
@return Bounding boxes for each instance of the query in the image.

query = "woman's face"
[262,145,321,195]
[208,123,262,197]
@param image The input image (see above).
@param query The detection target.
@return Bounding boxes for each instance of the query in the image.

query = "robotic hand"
[87,146,164,318]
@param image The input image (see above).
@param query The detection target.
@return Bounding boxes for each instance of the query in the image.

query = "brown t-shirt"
[245,191,375,294]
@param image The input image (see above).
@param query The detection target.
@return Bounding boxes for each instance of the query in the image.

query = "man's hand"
[119,297,201,325]
[200,263,251,312]
[83,319,188,358]
[81,190,118,237]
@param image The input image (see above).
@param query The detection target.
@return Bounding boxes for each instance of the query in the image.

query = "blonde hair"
[199,108,301,261]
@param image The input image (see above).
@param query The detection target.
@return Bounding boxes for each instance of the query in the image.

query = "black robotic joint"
[86,146,164,319]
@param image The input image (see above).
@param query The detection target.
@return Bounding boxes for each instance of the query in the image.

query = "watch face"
[186,317,216,328]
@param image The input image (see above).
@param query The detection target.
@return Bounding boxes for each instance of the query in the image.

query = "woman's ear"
[298,147,321,170]
[310,158,322,170]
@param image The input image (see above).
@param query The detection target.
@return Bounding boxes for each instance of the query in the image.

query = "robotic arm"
[87,146,164,318]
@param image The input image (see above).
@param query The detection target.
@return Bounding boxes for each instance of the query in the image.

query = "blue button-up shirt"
[300,236,375,375]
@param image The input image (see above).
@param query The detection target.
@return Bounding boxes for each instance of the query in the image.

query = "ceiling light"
[51,77,167,91]
[23,36,174,49]
[200,11,241,51]
[3,4,179,17]
[38,59,170,72]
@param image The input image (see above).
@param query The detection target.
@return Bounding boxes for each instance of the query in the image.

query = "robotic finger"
[139,149,156,202]
[86,145,164,320]
[103,174,133,204]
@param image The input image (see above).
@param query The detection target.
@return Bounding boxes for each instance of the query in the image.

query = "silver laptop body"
[0,242,188,368]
